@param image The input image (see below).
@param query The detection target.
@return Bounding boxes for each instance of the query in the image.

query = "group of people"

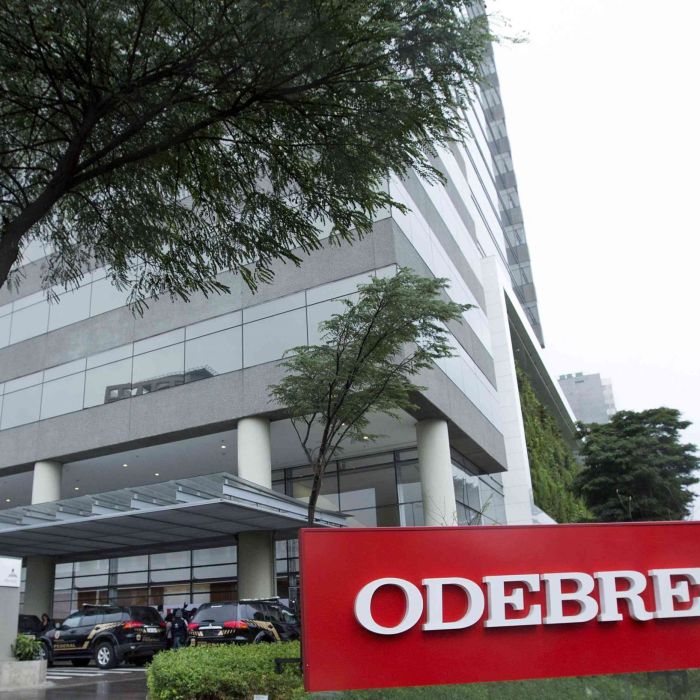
[161,604,198,649]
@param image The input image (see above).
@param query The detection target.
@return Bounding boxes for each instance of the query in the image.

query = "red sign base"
[300,523,700,691]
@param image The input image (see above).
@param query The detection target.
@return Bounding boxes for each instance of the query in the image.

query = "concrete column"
[22,557,54,617]
[31,460,62,504]
[236,416,276,598]
[24,461,62,616]
[416,419,458,526]
[237,417,272,488]
[480,256,536,525]
[237,532,276,600]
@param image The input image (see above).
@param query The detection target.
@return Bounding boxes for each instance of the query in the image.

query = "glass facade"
[40,448,503,618]
[0,266,498,432]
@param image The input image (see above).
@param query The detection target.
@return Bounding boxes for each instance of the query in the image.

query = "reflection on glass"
[151,567,190,583]
[150,551,191,570]
[193,546,236,567]
[185,328,241,382]
[84,358,133,407]
[40,373,85,420]
[131,344,184,395]
[193,564,237,580]
[117,555,148,572]
[1,385,42,429]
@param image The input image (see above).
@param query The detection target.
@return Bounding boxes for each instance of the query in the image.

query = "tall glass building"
[0,15,575,619]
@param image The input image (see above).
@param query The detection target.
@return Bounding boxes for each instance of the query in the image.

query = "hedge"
[146,641,304,700]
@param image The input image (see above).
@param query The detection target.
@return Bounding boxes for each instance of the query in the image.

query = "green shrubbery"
[516,364,590,523]
[147,641,304,700]
[12,635,42,661]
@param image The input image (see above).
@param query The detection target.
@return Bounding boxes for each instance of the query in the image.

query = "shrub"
[12,635,42,661]
[147,641,304,700]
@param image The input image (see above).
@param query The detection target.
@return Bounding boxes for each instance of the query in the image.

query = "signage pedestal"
[0,557,47,690]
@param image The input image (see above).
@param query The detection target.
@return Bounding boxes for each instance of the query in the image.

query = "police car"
[39,605,167,669]
[187,598,300,646]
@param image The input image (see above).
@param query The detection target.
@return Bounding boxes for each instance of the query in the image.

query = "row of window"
[0,268,129,348]
[0,267,498,432]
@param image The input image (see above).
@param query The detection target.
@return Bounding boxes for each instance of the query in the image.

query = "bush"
[147,641,304,700]
[12,635,42,661]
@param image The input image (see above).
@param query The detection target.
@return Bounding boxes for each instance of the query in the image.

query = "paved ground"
[0,663,148,699]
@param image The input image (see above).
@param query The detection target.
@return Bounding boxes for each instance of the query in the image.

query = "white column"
[481,256,534,525]
[236,416,276,598]
[31,460,62,504]
[24,461,62,616]
[416,419,458,527]
[237,416,272,488]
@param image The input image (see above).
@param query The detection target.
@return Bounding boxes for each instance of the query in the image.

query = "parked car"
[39,605,167,669]
[187,598,300,646]
[17,614,42,638]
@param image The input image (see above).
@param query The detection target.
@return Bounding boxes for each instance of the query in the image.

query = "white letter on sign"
[649,568,700,619]
[422,577,485,631]
[595,570,653,622]
[542,572,598,624]
[483,574,542,627]
[354,578,423,635]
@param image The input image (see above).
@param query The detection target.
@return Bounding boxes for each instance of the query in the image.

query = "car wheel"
[254,632,273,644]
[71,659,91,667]
[94,641,117,669]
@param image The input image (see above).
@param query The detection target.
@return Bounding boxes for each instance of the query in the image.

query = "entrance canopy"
[0,473,346,560]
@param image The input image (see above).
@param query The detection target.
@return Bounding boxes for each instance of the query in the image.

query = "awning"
[0,473,346,560]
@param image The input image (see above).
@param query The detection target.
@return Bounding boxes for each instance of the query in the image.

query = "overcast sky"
[491,1,700,517]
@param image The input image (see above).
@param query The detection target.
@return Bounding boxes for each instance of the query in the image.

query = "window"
[40,372,85,420]
[1,385,42,429]
[61,613,82,629]
[243,308,307,367]
[185,327,241,382]
[84,358,133,407]
[131,344,184,395]
[47,286,91,331]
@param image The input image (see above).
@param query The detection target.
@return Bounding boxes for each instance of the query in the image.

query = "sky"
[490,1,700,516]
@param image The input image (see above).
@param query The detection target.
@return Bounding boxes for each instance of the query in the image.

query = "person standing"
[171,609,188,650]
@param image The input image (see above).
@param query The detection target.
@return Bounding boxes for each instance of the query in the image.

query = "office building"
[559,373,617,425]
[0,22,575,619]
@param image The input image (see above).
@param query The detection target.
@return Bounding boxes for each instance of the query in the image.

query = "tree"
[0,0,490,309]
[575,408,699,522]
[270,268,470,524]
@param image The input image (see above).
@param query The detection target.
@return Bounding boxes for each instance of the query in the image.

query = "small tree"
[575,408,699,522]
[270,268,470,524]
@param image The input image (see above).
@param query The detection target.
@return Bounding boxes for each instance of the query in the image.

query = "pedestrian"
[171,609,188,650]
[40,613,51,633]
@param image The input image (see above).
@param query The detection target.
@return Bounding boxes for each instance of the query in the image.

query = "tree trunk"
[306,461,325,526]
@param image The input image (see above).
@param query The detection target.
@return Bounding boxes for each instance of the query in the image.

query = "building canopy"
[0,473,346,560]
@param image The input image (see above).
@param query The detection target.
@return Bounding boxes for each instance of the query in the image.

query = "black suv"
[39,605,167,669]
[18,614,42,638]
[188,599,299,646]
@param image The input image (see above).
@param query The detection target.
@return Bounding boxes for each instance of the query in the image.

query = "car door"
[73,610,104,657]
[51,612,83,658]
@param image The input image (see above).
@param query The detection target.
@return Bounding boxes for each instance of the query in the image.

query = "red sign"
[300,523,700,691]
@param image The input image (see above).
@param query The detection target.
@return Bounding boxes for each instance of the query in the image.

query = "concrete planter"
[0,659,47,690]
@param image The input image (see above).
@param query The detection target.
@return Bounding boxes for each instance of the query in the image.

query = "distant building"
[558,373,617,424]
